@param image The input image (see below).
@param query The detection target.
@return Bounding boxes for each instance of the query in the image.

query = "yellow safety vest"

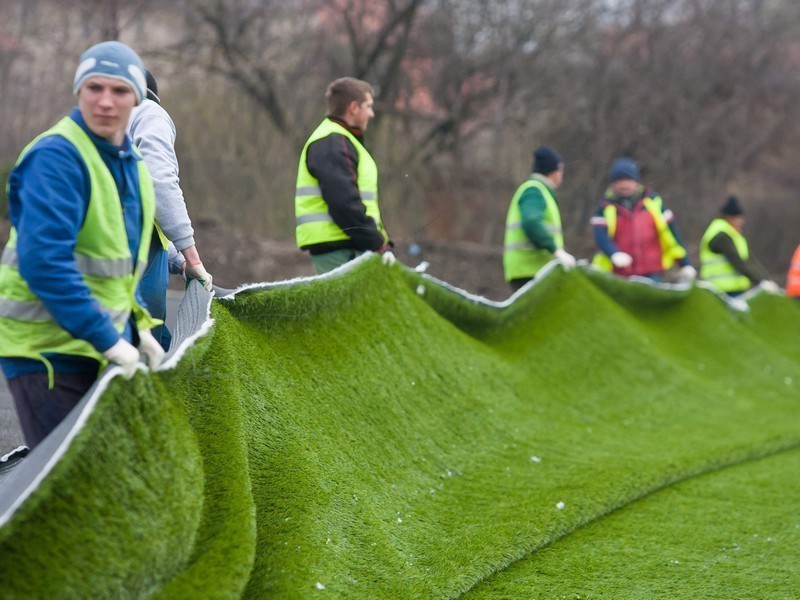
[503,176,564,281]
[0,117,158,368]
[295,119,388,248]
[592,195,686,271]
[699,218,750,293]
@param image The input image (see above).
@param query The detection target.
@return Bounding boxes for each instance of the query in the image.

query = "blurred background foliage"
[2,0,800,275]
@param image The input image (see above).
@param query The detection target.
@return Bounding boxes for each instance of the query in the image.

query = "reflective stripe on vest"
[296,185,377,201]
[591,195,686,271]
[699,218,750,293]
[294,119,387,248]
[0,116,157,363]
[0,297,130,326]
[502,176,563,281]
[1,245,135,278]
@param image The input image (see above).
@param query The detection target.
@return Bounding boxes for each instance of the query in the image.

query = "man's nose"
[97,89,114,106]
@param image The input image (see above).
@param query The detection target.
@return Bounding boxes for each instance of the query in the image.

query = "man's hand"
[679,265,697,282]
[102,339,140,377]
[137,329,165,369]
[610,252,633,268]
[553,248,576,270]
[184,261,213,292]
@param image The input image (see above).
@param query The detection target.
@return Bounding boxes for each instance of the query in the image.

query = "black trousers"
[8,370,97,449]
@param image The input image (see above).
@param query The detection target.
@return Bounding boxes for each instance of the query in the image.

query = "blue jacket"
[0,108,146,378]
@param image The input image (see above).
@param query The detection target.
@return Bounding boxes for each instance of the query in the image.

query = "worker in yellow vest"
[503,146,576,291]
[699,196,779,296]
[295,77,393,274]
[591,158,695,282]
[0,42,164,449]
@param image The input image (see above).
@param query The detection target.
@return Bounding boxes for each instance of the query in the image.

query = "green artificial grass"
[0,256,798,598]
[0,370,206,599]
[464,445,800,599]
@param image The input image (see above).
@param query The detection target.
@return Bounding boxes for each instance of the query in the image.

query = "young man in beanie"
[129,68,213,351]
[699,196,778,296]
[591,157,695,282]
[294,77,394,274]
[503,145,576,291]
[0,41,164,449]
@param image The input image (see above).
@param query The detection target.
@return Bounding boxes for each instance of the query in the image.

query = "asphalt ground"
[0,290,184,455]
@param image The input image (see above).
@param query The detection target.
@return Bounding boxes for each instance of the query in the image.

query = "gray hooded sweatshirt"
[128,99,195,265]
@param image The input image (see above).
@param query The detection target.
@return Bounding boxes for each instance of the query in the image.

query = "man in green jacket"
[503,146,576,291]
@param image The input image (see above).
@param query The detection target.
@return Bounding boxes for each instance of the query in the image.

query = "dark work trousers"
[7,370,97,449]
[138,235,172,352]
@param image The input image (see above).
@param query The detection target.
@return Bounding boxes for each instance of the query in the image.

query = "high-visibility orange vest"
[787,243,800,298]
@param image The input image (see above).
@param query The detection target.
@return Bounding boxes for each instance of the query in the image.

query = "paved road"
[0,290,184,454]
[0,377,21,453]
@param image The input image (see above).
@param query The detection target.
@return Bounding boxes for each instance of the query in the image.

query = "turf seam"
[455,436,800,598]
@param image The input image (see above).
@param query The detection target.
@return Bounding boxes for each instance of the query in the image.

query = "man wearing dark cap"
[503,145,576,291]
[0,41,164,448]
[591,157,695,281]
[699,196,778,296]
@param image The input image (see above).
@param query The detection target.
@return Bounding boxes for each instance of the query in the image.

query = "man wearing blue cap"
[591,157,695,282]
[0,41,164,448]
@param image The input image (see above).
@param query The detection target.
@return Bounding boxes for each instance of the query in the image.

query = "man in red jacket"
[591,157,695,282]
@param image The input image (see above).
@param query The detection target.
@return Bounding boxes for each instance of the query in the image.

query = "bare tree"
[4,0,800,274]
[170,0,426,146]
[544,0,800,253]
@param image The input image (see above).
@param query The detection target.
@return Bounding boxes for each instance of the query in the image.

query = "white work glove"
[184,261,213,292]
[610,251,633,268]
[759,280,781,294]
[679,265,697,282]
[381,251,396,267]
[102,339,140,378]
[553,248,576,270]
[137,329,165,370]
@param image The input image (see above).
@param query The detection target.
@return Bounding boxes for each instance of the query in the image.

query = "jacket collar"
[69,107,138,160]
[327,115,364,143]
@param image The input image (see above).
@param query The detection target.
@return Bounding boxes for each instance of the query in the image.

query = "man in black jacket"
[294,77,393,274]
[698,196,778,296]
